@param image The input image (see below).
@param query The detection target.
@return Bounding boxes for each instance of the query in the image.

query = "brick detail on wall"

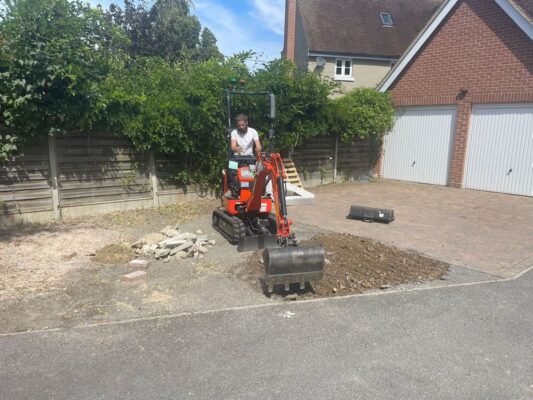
[449,100,472,187]
[389,0,533,187]
[283,0,297,61]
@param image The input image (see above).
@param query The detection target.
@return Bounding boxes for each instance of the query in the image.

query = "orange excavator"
[212,89,325,293]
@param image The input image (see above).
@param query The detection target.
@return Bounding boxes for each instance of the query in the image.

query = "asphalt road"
[1,269,531,400]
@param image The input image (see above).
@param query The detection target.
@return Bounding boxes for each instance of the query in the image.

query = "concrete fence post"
[333,135,339,183]
[149,151,160,208]
[47,134,61,220]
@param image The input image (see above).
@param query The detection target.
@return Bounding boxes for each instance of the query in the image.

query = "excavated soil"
[239,233,449,298]
[92,243,136,265]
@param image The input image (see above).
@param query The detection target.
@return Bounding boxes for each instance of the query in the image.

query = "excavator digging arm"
[246,153,292,240]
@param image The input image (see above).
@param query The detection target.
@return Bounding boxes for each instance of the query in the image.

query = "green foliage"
[101,56,248,188]
[0,0,394,188]
[329,88,395,143]
[248,59,338,150]
[196,28,223,62]
[102,57,189,153]
[0,133,18,161]
[0,0,127,157]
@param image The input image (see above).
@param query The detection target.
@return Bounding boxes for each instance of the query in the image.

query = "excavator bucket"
[237,235,279,252]
[263,245,325,293]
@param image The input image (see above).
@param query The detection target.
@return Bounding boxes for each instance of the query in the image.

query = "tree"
[328,88,395,143]
[249,59,338,150]
[151,0,200,61]
[196,27,223,62]
[105,0,221,62]
[104,0,154,58]
[0,0,127,159]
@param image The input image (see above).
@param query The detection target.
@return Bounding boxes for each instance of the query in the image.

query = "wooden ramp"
[282,158,303,188]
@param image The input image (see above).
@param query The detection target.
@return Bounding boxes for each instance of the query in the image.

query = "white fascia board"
[494,0,533,39]
[378,0,459,92]
[308,52,398,62]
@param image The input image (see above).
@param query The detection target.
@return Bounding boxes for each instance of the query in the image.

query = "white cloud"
[194,0,251,63]
[250,0,285,36]
[194,1,282,65]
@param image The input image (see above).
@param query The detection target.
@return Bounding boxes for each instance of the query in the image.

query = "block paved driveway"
[289,180,533,278]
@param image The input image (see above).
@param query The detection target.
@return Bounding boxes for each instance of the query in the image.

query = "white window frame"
[334,58,354,81]
[380,12,394,27]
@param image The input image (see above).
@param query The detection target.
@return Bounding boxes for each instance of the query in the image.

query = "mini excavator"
[212,88,325,293]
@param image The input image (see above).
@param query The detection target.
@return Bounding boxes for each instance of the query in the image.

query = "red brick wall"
[388,0,533,187]
[283,0,297,61]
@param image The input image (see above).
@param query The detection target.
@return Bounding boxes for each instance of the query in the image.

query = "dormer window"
[380,12,394,27]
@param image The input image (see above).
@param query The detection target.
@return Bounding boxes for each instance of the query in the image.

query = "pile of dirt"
[92,243,136,265]
[239,233,449,298]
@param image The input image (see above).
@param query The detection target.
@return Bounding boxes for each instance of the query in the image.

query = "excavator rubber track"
[212,207,246,245]
[213,208,279,251]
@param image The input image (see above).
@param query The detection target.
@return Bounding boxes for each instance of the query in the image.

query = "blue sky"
[89,1,285,65]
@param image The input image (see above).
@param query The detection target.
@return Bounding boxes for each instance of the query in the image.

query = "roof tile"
[298,0,445,57]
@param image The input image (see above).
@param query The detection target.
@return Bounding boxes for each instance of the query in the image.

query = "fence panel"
[292,136,335,186]
[336,138,377,182]
[0,136,53,216]
[56,133,152,207]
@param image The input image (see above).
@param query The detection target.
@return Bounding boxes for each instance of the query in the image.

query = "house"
[283,0,444,91]
[377,0,533,197]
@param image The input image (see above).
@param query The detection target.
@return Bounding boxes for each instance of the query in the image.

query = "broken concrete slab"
[174,251,188,260]
[121,270,147,282]
[128,259,151,269]
[155,248,170,259]
[197,245,209,254]
[159,238,188,249]
[169,242,194,255]
[163,229,180,237]
[174,232,197,241]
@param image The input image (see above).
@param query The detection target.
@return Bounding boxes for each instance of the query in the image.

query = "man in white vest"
[226,114,262,198]
[230,114,262,155]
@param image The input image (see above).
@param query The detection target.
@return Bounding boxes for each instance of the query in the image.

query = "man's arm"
[231,139,242,153]
[254,138,262,153]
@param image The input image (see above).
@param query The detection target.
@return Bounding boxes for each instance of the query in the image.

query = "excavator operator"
[225,114,262,198]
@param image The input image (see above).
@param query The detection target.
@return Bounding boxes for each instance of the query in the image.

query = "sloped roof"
[298,0,444,58]
[510,0,533,22]
[379,0,533,91]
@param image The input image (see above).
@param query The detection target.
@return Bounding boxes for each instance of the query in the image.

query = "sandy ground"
[0,199,497,334]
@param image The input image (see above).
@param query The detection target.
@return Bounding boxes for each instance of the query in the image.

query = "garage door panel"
[383,107,456,186]
[465,104,533,197]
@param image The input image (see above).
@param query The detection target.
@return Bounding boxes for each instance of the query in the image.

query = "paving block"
[121,270,147,282]
[128,259,151,269]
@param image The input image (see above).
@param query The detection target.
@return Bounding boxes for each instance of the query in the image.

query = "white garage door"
[383,106,456,185]
[464,104,533,197]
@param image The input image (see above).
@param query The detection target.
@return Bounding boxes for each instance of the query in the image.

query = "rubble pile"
[132,225,216,262]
